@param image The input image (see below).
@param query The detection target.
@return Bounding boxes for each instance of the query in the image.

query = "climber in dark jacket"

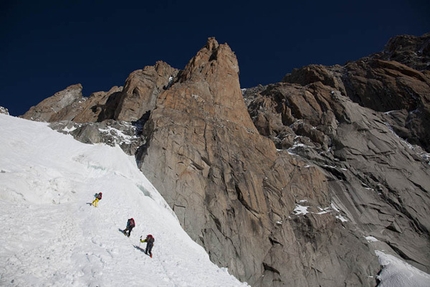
[123,218,135,237]
[140,234,155,258]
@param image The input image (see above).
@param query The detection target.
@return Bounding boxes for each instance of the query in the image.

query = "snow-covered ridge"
[0,114,248,287]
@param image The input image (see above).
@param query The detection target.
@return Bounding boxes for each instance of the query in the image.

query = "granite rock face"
[19,33,430,286]
[23,84,85,122]
[22,84,123,123]
[245,82,430,272]
[49,119,145,156]
[113,61,179,121]
[22,60,178,124]
[376,32,430,71]
[282,34,430,152]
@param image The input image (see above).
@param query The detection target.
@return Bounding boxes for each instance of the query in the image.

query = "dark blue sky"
[1,0,429,116]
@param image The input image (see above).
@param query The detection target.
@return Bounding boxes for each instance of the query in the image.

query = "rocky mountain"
[21,33,430,286]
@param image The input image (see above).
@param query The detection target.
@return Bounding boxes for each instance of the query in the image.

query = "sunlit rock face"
[113,61,179,122]
[21,33,430,287]
[22,84,85,122]
[135,37,380,286]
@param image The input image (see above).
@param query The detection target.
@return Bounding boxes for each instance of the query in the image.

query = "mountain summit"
[18,34,430,286]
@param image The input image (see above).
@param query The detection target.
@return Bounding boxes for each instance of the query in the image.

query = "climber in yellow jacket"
[91,192,102,207]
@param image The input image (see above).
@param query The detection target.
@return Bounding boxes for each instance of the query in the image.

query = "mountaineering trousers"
[145,242,153,258]
[124,226,133,237]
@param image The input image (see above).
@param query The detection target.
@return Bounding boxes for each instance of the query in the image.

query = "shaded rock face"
[283,36,430,152]
[49,120,145,156]
[376,33,430,71]
[247,33,430,282]
[19,34,430,286]
[245,83,430,270]
[342,59,430,151]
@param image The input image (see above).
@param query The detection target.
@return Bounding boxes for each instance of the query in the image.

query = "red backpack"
[129,218,135,227]
[147,234,154,244]
[97,192,102,200]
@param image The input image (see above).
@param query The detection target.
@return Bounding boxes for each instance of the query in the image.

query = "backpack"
[97,193,102,200]
[147,234,154,244]
[129,218,135,227]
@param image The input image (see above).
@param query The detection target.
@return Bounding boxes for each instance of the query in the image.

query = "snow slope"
[376,251,430,287]
[0,114,248,287]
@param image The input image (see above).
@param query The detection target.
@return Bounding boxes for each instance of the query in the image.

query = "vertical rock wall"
[138,38,380,286]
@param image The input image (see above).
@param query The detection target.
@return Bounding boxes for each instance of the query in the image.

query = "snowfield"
[0,114,248,287]
[1,113,429,287]
[375,250,430,287]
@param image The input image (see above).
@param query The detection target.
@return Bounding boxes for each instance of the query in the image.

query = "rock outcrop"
[22,61,178,124]
[19,33,430,286]
[23,84,85,122]
[113,61,179,121]
[376,32,430,71]
[22,61,178,156]
[22,84,124,123]
[0,106,9,115]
